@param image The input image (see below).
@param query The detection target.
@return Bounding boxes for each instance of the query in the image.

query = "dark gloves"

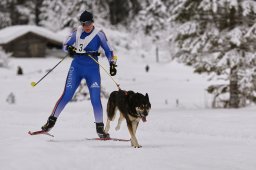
[110,62,117,76]
[67,46,76,58]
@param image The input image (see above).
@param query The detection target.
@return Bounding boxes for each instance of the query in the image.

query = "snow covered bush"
[0,12,11,29]
[171,0,256,108]
[0,47,11,68]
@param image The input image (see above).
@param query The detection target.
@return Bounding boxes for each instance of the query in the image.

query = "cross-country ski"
[28,130,54,137]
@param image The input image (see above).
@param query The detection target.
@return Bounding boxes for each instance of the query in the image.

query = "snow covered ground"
[1,43,256,169]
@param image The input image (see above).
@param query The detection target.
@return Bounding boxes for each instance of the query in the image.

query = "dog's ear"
[145,93,149,101]
[145,93,151,107]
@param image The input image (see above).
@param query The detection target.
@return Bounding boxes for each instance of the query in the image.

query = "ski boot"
[41,116,57,132]
[96,122,110,138]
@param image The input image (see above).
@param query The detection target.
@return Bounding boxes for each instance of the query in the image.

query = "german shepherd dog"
[105,90,151,148]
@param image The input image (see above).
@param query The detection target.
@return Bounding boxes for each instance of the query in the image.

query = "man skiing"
[41,10,117,138]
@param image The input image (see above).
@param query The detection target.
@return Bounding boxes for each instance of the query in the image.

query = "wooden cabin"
[0,25,65,58]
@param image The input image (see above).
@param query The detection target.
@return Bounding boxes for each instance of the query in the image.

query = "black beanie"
[79,10,94,22]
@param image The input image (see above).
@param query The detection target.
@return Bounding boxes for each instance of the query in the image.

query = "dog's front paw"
[133,145,142,148]
[131,141,142,148]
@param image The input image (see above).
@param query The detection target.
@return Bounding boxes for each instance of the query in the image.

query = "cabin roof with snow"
[0,25,66,58]
[0,25,64,44]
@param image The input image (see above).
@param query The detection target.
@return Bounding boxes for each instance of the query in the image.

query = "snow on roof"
[0,25,65,44]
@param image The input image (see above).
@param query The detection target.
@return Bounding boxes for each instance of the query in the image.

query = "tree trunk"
[229,66,239,108]
[35,0,43,26]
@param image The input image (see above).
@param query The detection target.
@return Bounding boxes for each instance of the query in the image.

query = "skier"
[41,10,117,138]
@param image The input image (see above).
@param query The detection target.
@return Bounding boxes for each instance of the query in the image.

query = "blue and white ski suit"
[51,26,114,123]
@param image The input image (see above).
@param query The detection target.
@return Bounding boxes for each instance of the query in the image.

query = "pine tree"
[133,0,168,40]
[0,0,40,28]
[39,0,111,31]
[105,0,141,25]
[40,0,74,31]
[171,0,256,108]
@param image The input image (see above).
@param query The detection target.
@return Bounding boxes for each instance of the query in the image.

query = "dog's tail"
[107,91,118,121]
[105,91,119,133]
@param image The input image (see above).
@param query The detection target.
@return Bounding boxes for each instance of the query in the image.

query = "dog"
[105,90,151,148]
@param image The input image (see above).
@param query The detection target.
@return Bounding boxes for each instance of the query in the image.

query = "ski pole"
[87,54,120,90]
[31,54,69,87]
